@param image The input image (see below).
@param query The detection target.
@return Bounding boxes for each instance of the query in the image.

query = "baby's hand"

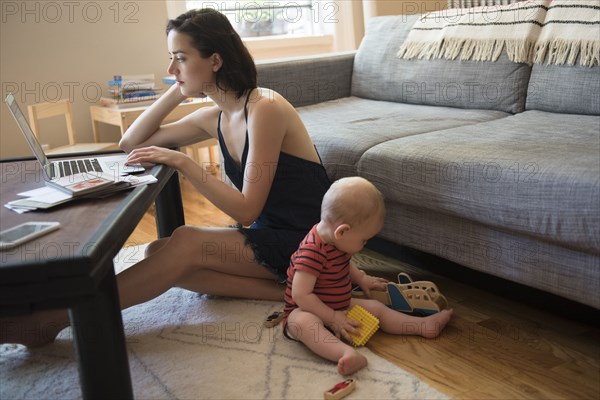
[358,274,388,298]
[327,310,362,342]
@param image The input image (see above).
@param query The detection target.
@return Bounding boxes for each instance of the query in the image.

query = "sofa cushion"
[352,14,532,113]
[359,110,600,253]
[526,63,600,116]
[298,96,509,181]
[256,52,355,108]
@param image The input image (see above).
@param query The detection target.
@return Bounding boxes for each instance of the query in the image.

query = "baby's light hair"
[321,177,385,226]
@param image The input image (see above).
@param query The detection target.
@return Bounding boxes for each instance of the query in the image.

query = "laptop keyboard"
[50,159,103,178]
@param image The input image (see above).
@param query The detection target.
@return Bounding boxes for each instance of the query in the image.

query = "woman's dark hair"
[167,9,257,98]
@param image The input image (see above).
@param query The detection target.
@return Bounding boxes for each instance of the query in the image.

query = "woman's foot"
[420,308,454,339]
[0,310,68,348]
[337,348,368,375]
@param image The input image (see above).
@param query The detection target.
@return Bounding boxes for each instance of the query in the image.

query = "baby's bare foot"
[337,348,368,375]
[1,311,68,348]
[421,308,454,339]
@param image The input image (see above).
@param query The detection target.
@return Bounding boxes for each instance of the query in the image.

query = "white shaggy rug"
[0,246,448,400]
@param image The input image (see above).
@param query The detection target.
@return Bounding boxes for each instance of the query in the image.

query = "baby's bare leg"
[286,309,367,375]
[351,299,453,338]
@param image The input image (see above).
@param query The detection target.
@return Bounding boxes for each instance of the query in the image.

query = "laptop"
[5,93,144,196]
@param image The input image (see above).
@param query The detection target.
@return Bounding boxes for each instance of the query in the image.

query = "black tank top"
[216,90,330,231]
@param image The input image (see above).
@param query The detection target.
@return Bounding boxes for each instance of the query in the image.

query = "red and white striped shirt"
[284,225,353,315]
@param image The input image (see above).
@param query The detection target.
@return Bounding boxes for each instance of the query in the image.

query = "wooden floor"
[127,178,599,400]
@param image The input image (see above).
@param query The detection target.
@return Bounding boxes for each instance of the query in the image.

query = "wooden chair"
[27,99,118,154]
[183,138,219,174]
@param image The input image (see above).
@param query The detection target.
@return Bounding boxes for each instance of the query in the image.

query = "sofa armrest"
[256,51,355,107]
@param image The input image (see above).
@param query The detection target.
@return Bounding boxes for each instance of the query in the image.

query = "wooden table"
[0,154,185,399]
[90,99,210,140]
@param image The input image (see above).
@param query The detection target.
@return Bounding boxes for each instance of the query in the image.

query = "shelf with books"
[102,74,163,109]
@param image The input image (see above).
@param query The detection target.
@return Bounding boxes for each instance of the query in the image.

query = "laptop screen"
[5,93,50,168]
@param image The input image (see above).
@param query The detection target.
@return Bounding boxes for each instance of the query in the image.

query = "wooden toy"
[323,378,356,400]
[352,272,449,316]
[263,310,285,327]
[388,272,448,315]
[346,305,379,347]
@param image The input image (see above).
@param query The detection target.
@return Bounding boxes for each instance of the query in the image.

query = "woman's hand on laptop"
[126,146,188,171]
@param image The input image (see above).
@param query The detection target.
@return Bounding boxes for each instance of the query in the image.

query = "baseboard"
[366,237,600,327]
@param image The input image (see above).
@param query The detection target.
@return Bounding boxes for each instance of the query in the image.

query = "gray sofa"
[256,14,600,310]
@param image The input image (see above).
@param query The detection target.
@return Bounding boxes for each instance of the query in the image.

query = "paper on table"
[5,174,158,213]
[18,186,73,202]
[8,188,73,211]
[119,174,157,185]
[4,203,35,214]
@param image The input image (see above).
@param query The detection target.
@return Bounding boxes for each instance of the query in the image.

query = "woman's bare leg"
[1,226,284,346]
[117,226,284,307]
[0,310,69,348]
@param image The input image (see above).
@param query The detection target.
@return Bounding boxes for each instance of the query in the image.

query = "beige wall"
[1,1,447,159]
[1,1,170,158]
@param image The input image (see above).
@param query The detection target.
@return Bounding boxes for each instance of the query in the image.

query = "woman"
[1,8,330,347]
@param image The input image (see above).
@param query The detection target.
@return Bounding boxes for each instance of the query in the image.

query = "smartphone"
[0,221,61,250]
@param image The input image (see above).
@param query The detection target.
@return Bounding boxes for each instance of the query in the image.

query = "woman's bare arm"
[119,84,217,152]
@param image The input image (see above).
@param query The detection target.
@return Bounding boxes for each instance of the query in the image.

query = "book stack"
[100,74,162,109]
[162,75,176,85]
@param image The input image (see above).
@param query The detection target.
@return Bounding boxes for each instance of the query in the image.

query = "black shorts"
[237,225,307,283]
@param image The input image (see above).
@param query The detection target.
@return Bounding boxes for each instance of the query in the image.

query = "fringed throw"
[533,0,600,67]
[398,0,548,64]
[448,0,528,8]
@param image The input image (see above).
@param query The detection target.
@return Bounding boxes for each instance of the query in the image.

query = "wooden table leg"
[68,260,133,400]
[154,170,185,238]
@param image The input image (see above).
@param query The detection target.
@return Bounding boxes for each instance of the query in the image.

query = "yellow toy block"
[346,305,379,346]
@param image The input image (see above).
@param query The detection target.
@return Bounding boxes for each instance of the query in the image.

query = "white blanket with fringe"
[397,0,548,64]
[533,0,600,67]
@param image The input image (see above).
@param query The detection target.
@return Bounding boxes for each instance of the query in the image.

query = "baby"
[282,177,453,375]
